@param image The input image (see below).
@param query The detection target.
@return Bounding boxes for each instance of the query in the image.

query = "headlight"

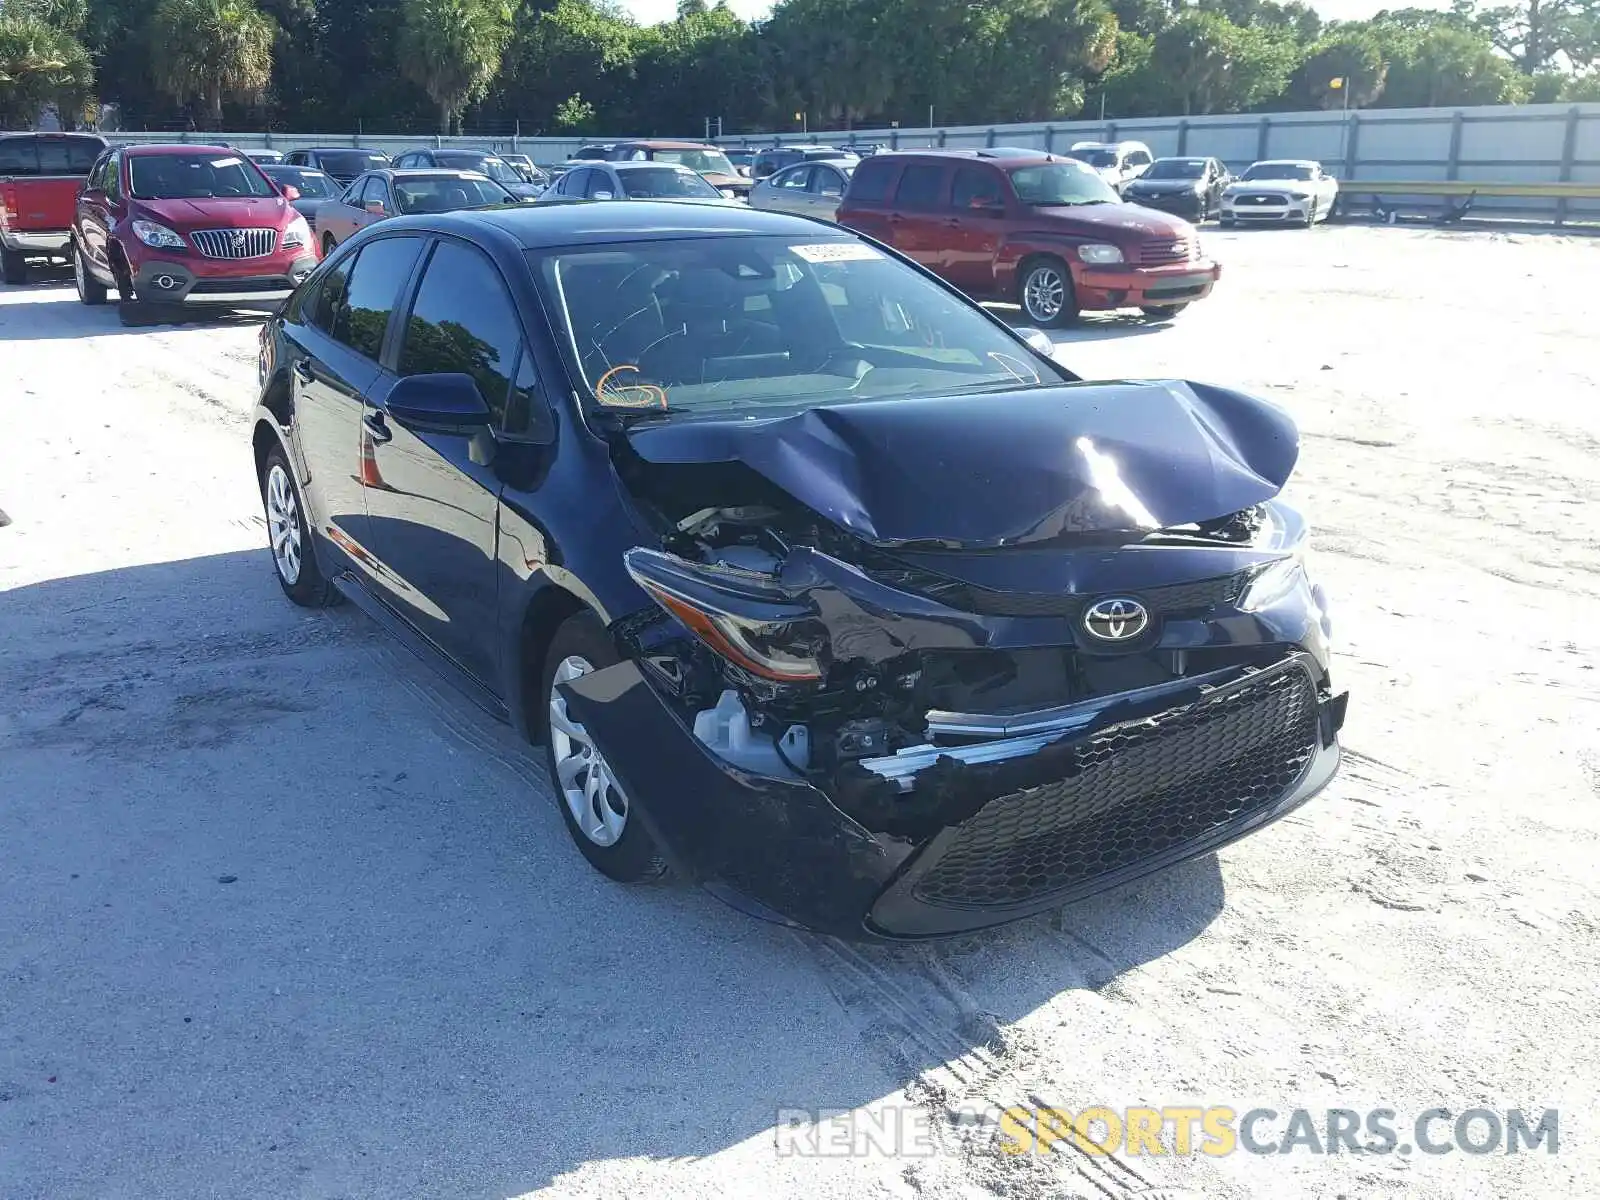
[132,219,185,250]
[1287,189,1312,200]
[1239,555,1308,612]
[1077,243,1124,264]
[1239,497,1315,612]
[281,215,312,250]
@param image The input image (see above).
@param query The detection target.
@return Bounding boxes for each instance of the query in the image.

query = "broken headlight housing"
[1239,495,1319,614]
[624,547,825,684]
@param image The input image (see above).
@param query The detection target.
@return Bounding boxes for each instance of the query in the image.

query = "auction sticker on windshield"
[791,242,883,263]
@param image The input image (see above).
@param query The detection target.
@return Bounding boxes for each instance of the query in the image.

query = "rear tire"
[73,241,108,305]
[1,247,26,285]
[259,445,338,608]
[540,611,668,884]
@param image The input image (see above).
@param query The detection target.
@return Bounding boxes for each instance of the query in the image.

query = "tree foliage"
[2,0,1596,134]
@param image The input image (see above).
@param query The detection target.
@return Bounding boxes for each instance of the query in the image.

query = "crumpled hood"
[625,380,1299,549]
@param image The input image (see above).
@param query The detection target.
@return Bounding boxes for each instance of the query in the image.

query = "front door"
[362,237,530,692]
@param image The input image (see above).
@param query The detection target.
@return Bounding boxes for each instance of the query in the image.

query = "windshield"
[263,166,336,197]
[1145,159,1206,180]
[1066,148,1117,168]
[535,235,1067,419]
[316,150,389,175]
[1008,162,1120,206]
[128,153,275,199]
[618,167,721,199]
[0,135,103,176]
[650,148,736,176]
[1243,163,1314,181]
[394,176,514,213]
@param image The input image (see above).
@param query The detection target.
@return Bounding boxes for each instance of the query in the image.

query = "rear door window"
[846,159,896,205]
[398,240,524,428]
[894,164,947,211]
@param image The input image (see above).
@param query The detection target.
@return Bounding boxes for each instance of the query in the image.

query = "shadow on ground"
[0,549,1225,1197]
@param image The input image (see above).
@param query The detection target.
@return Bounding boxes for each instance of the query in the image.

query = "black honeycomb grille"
[912,663,1319,909]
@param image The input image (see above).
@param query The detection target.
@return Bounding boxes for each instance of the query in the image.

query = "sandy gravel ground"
[1,225,1597,1200]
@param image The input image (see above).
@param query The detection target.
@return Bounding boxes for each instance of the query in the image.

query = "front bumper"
[562,650,1346,940]
[1075,258,1221,311]
[1222,195,1312,223]
[1,228,70,255]
[1126,192,1206,219]
[133,254,317,308]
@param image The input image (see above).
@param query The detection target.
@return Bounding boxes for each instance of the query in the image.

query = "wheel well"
[108,239,131,284]
[517,587,587,741]
[252,418,283,479]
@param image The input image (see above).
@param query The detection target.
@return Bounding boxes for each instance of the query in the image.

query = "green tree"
[0,11,92,127]
[495,0,642,133]
[1288,27,1387,108]
[1370,14,1531,105]
[398,0,514,133]
[149,0,276,127]
[1460,0,1600,72]
[553,91,594,128]
[1134,9,1300,114]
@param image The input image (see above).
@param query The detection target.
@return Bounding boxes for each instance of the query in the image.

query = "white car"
[1220,159,1339,227]
[1065,140,1153,195]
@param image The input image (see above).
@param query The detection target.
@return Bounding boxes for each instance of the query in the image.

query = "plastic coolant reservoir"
[693,689,810,777]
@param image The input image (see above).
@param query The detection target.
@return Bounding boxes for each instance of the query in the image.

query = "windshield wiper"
[585,405,693,427]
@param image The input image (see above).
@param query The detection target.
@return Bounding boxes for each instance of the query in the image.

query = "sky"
[612,0,1451,26]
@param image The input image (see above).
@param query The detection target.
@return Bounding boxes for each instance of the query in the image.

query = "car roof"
[1252,158,1318,167]
[299,146,388,154]
[870,148,1055,165]
[1153,156,1211,162]
[611,160,700,171]
[614,140,718,150]
[390,201,849,249]
[123,143,238,157]
[378,169,495,180]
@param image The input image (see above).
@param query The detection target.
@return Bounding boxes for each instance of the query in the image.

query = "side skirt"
[330,569,510,724]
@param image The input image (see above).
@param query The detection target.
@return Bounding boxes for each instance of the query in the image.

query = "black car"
[281,147,392,187]
[390,148,542,199]
[1122,156,1232,221]
[258,163,342,223]
[250,202,1345,939]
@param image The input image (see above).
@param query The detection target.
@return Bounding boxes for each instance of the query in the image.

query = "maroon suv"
[72,144,319,323]
[837,149,1220,326]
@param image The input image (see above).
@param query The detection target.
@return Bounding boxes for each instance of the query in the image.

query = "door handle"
[362,411,392,444]
[943,218,962,227]
[292,359,314,384]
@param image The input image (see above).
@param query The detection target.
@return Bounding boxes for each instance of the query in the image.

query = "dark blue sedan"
[250,201,1345,939]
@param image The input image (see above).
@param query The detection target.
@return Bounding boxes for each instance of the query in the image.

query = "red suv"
[837,149,1220,326]
[72,144,318,323]
[0,132,107,283]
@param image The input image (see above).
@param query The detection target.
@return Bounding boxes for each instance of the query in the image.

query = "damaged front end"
[558,381,1347,938]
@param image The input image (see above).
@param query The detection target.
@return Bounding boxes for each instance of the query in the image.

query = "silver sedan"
[747,159,856,222]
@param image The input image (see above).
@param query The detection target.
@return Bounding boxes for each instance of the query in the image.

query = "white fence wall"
[103,101,1600,222]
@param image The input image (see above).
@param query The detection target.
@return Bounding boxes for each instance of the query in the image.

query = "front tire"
[321,232,336,256]
[1018,256,1077,328]
[1305,201,1319,228]
[73,241,108,305]
[259,445,338,607]
[541,611,668,884]
[1,247,26,285]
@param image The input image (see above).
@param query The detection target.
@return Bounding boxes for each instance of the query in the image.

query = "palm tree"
[0,13,93,128]
[149,0,276,128]
[398,0,513,134]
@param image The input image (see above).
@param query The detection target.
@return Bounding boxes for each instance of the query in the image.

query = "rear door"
[362,237,528,688]
[942,165,1007,297]
[885,162,950,270]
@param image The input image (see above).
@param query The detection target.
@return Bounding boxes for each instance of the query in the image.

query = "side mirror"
[590,190,614,201]
[1014,327,1055,356]
[281,185,301,202]
[386,373,491,430]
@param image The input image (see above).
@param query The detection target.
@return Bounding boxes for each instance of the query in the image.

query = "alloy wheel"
[73,246,86,300]
[1023,264,1066,323]
[548,656,629,847]
[265,462,303,586]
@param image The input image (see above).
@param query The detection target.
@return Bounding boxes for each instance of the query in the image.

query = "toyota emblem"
[1083,597,1149,642]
